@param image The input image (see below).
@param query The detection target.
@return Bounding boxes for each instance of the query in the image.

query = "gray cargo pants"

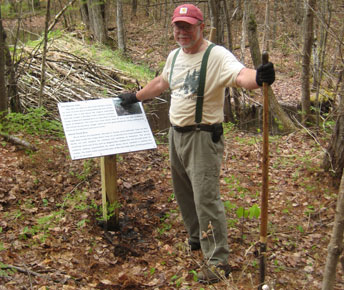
[169,127,229,265]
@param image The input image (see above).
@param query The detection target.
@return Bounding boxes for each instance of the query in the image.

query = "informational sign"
[58,98,157,160]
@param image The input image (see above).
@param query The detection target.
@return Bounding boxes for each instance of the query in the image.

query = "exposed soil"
[1,11,343,290]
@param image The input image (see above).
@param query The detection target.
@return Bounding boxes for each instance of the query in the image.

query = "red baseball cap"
[172,4,203,25]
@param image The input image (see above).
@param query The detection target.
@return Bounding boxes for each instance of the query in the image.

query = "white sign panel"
[58,98,157,160]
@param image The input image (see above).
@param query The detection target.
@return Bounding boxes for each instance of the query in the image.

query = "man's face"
[172,21,203,49]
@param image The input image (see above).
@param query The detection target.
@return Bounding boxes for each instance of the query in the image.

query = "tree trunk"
[262,0,270,52]
[222,0,233,51]
[6,40,20,113]
[234,0,242,20]
[322,169,344,290]
[80,0,90,30]
[240,0,247,63]
[5,0,21,112]
[293,0,303,24]
[208,0,221,45]
[223,0,234,122]
[313,0,330,126]
[116,0,126,52]
[323,90,344,182]
[224,88,236,123]
[301,0,316,125]
[0,9,8,114]
[163,0,168,29]
[131,0,138,18]
[57,0,69,28]
[271,0,277,48]
[245,0,297,133]
[38,0,51,108]
[33,0,40,9]
[87,0,107,44]
[330,23,344,74]
[145,0,150,17]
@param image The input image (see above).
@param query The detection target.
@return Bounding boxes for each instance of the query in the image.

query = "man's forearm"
[236,68,260,90]
[136,75,170,101]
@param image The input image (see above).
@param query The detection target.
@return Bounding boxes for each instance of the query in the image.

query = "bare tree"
[3,1,21,113]
[330,24,344,74]
[38,0,51,107]
[222,0,233,50]
[86,0,108,44]
[262,0,270,52]
[312,0,331,126]
[117,0,126,52]
[131,0,138,18]
[323,83,344,182]
[0,9,7,114]
[301,0,316,125]
[244,0,297,133]
[322,168,344,289]
[145,0,150,17]
[208,0,222,45]
[240,0,247,63]
[234,0,242,20]
[293,0,303,24]
[223,0,235,122]
[80,0,90,30]
[271,0,277,48]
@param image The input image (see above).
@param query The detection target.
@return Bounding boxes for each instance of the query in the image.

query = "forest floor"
[1,14,343,290]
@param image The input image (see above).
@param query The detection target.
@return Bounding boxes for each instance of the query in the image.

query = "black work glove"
[118,92,139,106]
[256,62,275,86]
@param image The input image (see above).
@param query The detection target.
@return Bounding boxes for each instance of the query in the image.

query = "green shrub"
[0,107,64,137]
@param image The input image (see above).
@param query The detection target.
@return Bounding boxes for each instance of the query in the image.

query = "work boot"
[188,239,201,251]
[197,263,231,284]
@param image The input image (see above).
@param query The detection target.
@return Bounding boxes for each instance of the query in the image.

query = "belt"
[172,124,220,133]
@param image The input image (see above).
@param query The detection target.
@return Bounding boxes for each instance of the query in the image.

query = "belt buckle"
[196,124,201,131]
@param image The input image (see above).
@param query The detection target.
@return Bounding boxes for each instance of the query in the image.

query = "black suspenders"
[169,43,216,124]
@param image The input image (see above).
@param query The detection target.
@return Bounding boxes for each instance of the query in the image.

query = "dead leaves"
[0,126,341,289]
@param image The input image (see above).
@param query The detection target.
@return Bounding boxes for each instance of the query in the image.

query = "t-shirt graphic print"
[181,68,199,96]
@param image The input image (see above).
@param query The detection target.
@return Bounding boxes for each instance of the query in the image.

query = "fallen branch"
[0,132,38,151]
[2,264,44,278]
[1,263,79,284]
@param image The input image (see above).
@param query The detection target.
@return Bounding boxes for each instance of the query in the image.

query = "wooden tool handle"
[262,51,269,66]
[259,50,270,290]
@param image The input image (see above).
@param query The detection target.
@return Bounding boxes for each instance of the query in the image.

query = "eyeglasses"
[172,23,200,32]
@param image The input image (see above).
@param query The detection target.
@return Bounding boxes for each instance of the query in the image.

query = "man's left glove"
[118,92,139,106]
[256,62,275,86]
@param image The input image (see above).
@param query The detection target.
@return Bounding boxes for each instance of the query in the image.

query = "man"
[118,4,275,284]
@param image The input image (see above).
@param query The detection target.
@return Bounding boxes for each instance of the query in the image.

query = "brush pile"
[15,40,136,119]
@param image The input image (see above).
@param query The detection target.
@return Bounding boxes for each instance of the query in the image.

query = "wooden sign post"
[100,155,119,228]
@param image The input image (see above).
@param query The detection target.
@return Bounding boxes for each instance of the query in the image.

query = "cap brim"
[172,17,199,25]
